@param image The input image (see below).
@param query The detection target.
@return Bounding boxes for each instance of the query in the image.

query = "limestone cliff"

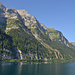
[59,32,69,47]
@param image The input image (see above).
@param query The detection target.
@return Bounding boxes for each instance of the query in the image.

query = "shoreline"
[0,58,75,63]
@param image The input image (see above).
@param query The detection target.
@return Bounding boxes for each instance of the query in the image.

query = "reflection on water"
[0,62,75,75]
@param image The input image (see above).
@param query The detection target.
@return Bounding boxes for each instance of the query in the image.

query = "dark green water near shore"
[0,62,75,75]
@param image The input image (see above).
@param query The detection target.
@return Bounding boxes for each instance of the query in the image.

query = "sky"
[0,0,75,42]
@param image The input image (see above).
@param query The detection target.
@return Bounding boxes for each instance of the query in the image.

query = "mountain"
[70,42,75,46]
[0,3,75,60]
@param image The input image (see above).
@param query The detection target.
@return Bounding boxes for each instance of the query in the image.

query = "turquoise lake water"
[0,62,75,75]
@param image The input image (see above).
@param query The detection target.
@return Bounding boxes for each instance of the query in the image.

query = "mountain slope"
[17,9,75,59]
[0,3,53,59]
[0,28,13,50]
[0,3,75,60]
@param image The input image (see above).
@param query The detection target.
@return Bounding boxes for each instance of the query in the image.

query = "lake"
[0,62,75,75]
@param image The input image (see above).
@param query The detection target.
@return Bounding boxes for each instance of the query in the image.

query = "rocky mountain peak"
[40,23,47,30]
[17,9,31,17]
[31,16,36,20]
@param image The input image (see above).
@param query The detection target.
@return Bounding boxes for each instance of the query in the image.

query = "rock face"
[54,49,63,59]
[14,47,23,59]
[17,10,31,17]
[17,10,46,32]
[59,32,69,47]
[17,10,32,26]
[5,8,19,19]
[0,3,22,30]
[0,3,19,19]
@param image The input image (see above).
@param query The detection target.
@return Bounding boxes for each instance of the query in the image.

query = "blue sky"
[0,0,75,42]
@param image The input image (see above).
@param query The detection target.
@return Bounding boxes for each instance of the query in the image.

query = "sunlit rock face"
[0,3,19,20]
[17,10,31,17]
[17,10,46,31]
[0,3,21,30]
[59,32,69,47]
[17,10,36,26]
[4,8,19,19]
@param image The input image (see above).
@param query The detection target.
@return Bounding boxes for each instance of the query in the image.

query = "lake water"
[0,62,75,75]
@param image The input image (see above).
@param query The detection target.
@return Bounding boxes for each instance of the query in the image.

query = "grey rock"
[17,10,31,17]
[0,2,6,12]
[59,32,69,47]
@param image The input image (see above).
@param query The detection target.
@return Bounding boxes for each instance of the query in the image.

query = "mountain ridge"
[0,3,75,60]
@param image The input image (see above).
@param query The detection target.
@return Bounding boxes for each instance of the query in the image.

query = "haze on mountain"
[0,2,75,60]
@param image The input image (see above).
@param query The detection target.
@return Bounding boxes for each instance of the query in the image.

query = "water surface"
[0,62,75,75]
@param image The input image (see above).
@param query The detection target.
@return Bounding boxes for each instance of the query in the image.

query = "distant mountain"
[0,3,75,60]
[70,42,75,46]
